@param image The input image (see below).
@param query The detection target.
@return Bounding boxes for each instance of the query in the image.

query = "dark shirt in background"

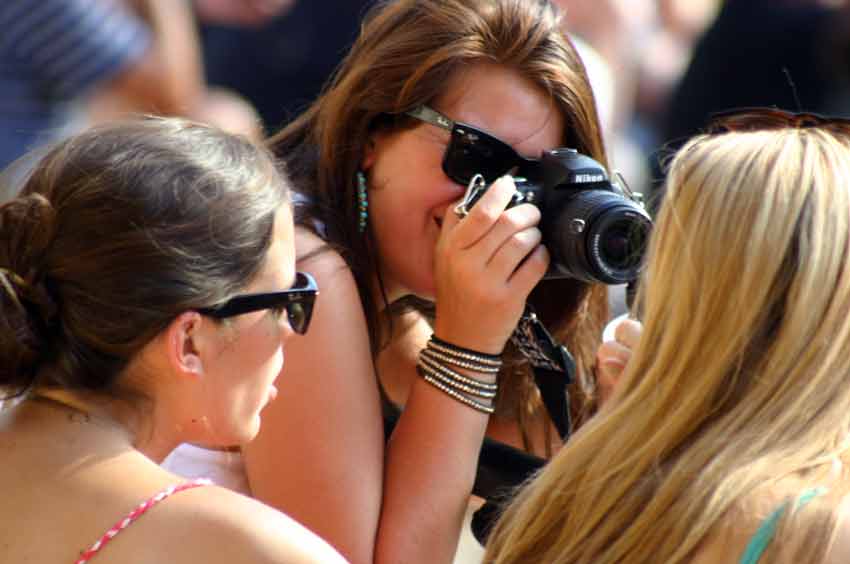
[200,1,375,133]
[649,0,850,211]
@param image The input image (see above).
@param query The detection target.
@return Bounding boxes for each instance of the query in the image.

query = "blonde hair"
[485,125,850,563]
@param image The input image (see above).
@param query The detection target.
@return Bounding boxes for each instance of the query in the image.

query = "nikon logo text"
[575,174,605,183]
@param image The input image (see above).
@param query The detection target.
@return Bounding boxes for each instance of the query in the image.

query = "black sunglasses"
[406,105,538,185]
[708,107,850,135]
[197,271,318,335]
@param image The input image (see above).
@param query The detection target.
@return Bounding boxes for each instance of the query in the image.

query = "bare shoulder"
[291,224,370,346]
[139,485,347,564]
[295,227,345,269]
[295,226,362,306]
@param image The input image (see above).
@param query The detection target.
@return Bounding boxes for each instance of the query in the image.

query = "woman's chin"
[224,424,259,447]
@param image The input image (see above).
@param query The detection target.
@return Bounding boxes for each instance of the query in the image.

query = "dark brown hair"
[270,0,608,443]
[0,118,288,398]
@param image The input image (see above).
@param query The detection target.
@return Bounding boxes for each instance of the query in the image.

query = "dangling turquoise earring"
[356,171,369,233]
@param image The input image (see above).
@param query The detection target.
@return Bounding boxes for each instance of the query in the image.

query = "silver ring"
[453,174,487,219]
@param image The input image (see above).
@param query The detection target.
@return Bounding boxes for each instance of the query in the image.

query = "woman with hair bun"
[0,118,344,563]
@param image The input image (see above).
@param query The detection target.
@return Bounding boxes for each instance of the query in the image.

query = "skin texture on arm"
[89,0,205,119]
[242,227,386,563]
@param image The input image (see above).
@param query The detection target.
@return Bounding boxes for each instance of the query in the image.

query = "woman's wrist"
[415,334,503,414]
[430,322,508,357]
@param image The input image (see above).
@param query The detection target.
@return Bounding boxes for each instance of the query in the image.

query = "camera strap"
[510,304,575,440]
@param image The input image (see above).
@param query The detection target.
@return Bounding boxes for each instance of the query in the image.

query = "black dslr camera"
[460,148,652,284]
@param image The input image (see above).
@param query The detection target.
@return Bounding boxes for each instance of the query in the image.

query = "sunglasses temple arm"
[407,105,454,131]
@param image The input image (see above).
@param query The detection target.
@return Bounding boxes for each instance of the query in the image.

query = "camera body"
[471,148,652,284]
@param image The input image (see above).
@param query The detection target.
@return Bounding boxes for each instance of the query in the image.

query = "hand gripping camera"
[458,148,652,284]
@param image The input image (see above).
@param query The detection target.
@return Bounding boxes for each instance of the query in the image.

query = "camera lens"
[600,219,646,271]
[546,189,652,284]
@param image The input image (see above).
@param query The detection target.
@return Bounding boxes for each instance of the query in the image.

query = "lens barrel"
[545,189,652,284]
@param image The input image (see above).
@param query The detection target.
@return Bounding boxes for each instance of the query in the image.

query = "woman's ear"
[361,135,379,171]
[164,311,207,380]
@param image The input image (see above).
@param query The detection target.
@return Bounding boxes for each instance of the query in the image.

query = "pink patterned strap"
[74,478,213,564]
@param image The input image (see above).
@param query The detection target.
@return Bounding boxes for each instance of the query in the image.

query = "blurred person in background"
[648,0,850,213]
[552,0,719,318]
[198,0,372,132]
[553,0,719,191]
[0,0,274,184]
[193,0,297,28]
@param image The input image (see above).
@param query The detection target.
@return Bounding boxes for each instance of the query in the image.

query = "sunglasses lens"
[286,294,315,335]
[444,127,520,185]
[286,302,307,334]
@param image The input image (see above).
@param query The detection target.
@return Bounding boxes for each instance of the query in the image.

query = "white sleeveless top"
[161,443,251,495]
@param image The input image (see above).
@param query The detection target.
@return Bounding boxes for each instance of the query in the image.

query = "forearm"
[133,0,205,114]
[376,375,491,564]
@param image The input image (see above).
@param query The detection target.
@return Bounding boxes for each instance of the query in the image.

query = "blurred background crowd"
[4,0,850,203]
[5,0,850,321]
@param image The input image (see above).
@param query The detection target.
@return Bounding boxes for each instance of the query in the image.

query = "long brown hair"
[270,0,609,444]
[0,118,288,399]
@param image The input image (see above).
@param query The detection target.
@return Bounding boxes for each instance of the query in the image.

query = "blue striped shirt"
[0,0,151,170]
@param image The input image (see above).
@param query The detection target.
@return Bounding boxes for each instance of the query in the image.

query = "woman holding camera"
[484,113,850,563]
[164,1,617,562]
[261,0,620,561]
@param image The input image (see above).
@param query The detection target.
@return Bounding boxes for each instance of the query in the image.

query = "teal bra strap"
[739,487,828,564]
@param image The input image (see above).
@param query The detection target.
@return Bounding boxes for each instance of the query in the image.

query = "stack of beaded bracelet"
[417,335,502,414]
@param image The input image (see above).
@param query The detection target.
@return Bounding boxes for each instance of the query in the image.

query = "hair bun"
[0,192,58,322]
[0,265,55,393]
[0,266,57,326]
[0,267,29,308]
[0,194,59,392]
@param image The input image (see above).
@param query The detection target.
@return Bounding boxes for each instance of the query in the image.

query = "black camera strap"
[465,307,576,544]
[509,304,575,440]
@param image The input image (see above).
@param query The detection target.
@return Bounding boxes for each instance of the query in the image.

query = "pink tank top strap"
[74,478,213,564]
